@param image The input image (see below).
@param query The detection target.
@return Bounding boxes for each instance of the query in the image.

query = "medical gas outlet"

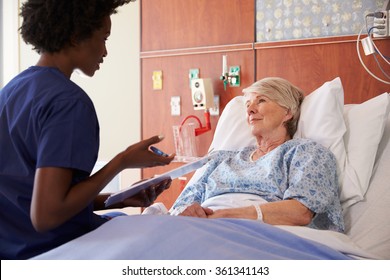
[373,10,389,37]
[372,0,390,37]
[220,55,240,90]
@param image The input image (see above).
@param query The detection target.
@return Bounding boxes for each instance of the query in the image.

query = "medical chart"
[104,156,212,207]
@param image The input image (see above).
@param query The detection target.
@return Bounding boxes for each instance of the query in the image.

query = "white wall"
[0,0,2,85]
[1,0,19,86]
[2,1,141,192]
[70,3,141,190]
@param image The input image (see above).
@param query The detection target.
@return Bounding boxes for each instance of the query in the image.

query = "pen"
[150,146,169,157]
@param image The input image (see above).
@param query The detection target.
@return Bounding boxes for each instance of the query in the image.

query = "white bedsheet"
[276,225,378,259]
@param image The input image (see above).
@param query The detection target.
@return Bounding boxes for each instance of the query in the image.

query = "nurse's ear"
[69,34,82,48]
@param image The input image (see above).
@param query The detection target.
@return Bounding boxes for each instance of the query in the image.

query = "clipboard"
[104,155,213,207]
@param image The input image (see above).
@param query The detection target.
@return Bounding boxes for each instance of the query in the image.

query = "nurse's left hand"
[121,178,172,207]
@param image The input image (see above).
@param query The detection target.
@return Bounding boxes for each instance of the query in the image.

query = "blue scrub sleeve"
[36,98,99,173]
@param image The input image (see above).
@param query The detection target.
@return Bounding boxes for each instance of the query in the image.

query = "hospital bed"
[33,77,390,260]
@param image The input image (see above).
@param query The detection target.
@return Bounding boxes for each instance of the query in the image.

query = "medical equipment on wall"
[356,3,390,85]
[186,78,213,136]
[191,78,214,111]
[220,55,241,90]
[173,78,214,161]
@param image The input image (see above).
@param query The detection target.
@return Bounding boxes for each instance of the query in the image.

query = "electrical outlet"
[210,95,220,116]
[170,96,181,116]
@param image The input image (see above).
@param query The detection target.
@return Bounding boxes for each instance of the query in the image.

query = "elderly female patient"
[169,77,344,232]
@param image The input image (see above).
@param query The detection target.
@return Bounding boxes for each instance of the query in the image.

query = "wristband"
[254,204,263,221]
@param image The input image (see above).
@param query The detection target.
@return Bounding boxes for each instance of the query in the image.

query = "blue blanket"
[33,215,353,260]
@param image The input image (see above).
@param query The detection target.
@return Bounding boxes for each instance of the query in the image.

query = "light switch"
[152,70,163,90]
[170,96,181,116]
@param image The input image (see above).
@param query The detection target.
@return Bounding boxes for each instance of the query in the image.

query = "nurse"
[0,0,174,259]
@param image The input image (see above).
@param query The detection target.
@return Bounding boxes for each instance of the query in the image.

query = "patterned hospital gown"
[172,138,344,232]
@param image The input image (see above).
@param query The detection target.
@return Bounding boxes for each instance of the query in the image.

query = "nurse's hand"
[121,178,172,207]
[119,135,175,169]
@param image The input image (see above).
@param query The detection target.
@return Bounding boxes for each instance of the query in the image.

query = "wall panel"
[255,36,390,103]
[141,0,255,51]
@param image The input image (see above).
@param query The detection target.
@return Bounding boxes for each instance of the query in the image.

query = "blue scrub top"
[0,66,104,259]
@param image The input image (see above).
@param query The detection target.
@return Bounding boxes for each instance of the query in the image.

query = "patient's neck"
[253,134,290,160]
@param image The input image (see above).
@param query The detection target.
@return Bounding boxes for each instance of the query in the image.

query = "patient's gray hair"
[242,77,305,138]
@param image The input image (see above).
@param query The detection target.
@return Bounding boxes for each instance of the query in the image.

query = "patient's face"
[244,92,290,138]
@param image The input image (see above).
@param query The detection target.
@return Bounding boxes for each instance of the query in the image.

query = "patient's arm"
[208,199,314,226]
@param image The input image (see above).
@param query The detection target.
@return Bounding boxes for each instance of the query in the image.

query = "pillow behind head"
[208,96,255,152]
[294,77,347,199]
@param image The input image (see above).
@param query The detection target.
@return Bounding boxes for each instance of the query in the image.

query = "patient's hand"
[179,203,213,218]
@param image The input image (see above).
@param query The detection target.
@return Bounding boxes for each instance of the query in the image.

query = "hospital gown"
[171,138,344,232]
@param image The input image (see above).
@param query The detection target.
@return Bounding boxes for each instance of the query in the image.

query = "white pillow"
[294,77,347,192]
[208,96,255,151]
[343,108,390,259]
[341,92,390,207]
